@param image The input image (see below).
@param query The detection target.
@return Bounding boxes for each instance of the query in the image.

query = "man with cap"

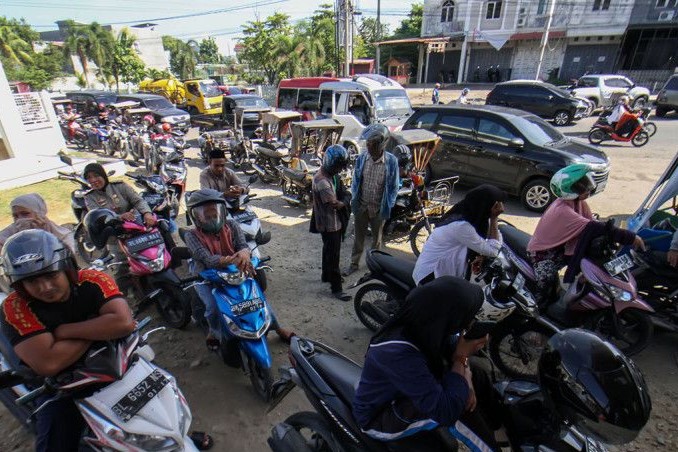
[199,149,249,198]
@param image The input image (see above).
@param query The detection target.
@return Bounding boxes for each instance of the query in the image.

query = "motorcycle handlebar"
[16,384,47,406]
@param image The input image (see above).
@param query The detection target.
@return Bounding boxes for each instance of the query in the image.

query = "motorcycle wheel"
[409,217,441,257]
[489,319,554,380]
[104,141,115,156]
[282,411,341,451]
[632,131,650,147]
[247,355,273,402]
[643,121,657,137]
[118,142,129,159]
[74,225,107,264]
[155,283,192,329]
[588,128,606,145]
[268,422,314,452]
[588,309,653,356]
[354,283,399,332]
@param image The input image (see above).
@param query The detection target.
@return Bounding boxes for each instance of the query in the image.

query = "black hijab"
[371,276,484,378]
[83,163,109,188]
[441,184,506,238]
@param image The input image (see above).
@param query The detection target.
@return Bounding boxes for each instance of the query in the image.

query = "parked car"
[486,80,590,126]
[65,90,117,117]
[116,93,191,131]
[567,74,650,110]
[402,105,610,212]
[655,74,678,118]
[222,94,270,129]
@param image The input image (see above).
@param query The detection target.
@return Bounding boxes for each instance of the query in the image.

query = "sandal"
[189,431,214,450]
[205,336,219,352]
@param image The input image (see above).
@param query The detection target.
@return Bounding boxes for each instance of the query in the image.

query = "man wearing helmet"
[344,124,399,276]
[199,149,248,198]
[527,164,644,302]
[311,145,352,301]
[457,88,470,105]
[0,230,136,451]
[184,189,293,348]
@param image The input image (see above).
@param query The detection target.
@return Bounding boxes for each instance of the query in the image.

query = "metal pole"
[375,0,381,74]
[344,0,351,77]
[535,0,556,80]
[458,0,473,83]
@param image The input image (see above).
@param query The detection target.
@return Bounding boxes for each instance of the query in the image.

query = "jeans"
[350,208,385,268]
[35,396,86,452]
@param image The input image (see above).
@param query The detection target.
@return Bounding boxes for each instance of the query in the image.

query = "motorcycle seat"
[498,224,532,263]
[256,144,288,158]
[281,167,308,181]
[309,350,362,406]
[366,250,416,290]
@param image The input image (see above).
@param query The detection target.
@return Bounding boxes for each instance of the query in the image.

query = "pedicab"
[229,106,271,173]
[248,110,304,183]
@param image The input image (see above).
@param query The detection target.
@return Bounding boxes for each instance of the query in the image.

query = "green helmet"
[550,164,596,200]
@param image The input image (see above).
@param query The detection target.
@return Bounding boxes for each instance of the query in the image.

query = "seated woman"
[527,164,644,303]
[412,185,506,285]
[353,276,500,451]
[183,189,293,350]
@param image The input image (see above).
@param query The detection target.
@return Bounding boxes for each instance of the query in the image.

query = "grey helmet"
[186,189,227,234]
[359,123,391,152]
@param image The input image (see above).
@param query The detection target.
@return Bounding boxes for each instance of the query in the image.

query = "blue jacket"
[350,151,400,220]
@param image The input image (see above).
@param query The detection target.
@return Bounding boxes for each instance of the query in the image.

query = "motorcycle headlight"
[126,433,178,450]
[220,271,246,286]
[605,284,633,302]
[222,307,272,339]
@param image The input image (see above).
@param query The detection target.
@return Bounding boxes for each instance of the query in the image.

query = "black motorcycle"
[630,249,678,333]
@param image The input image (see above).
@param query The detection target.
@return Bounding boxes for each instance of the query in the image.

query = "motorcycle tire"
[354,283,399,332]
[155,282,192,329]
[247,355,273,402]
[104,141,115,157]
[587,308,653,356]
[409,217,442,257]
[74,225,107,265]
[268,422,314,452]
[643,121,657,137]
[632,131,650,147]
[588,128,607,145]
[118,142,129,160]
[489,319,554,380]
[282,411,341,451]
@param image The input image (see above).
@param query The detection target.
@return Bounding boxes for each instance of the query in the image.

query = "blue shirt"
[350,151,399,220]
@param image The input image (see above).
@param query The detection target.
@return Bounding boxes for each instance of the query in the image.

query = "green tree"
[63,21,114,88]
[358,17,389,59]
[383,4,423,77]
[108,28,146,91]
[147,67,172,80]
[198,37,221,64]
[162,35,197,79]
[0,17,34,66]
[239,13,292,84]
[309,4,337,74]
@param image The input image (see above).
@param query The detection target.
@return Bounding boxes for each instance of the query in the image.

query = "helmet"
[359,123,391,152]
[0,230,77,288]
[550,164,596,200]
[475,282,516,323]
[538,329,651,444]
[84,208,119,249]
[322,144,349,174]
[186,189,226,234]
[391,144,412,171]
[462,88,470,95]
[142,114,155,126]
[98,102,105,110]
[161,123,172,133]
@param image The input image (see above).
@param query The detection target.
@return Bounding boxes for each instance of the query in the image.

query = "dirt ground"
[1,112,677,451]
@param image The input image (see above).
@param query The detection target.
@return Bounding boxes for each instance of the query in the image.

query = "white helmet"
[475,281,517,322]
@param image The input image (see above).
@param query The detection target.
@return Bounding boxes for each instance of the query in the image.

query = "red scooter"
[588,108,651,147]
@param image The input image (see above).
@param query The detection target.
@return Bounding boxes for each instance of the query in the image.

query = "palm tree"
[63,21,113,88]
[0,22,32,66]
[274,35,304,78]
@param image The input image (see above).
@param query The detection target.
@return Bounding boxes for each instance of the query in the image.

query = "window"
[441,0,455,22]
[592,0,611,11]
[665,76,678,90]
[537,0,547,15]
[410,112,438,130]
[319,90,333,115]
[477,118,518,144]
[278,88,297,109]
[297,89,320,111]
[486,0,503,19]
[656,0,678,7]
[603,78,632,88]
[437,114,476,139]
[577,77,599,88]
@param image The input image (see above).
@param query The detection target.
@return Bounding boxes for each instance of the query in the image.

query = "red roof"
[278,77,340,89]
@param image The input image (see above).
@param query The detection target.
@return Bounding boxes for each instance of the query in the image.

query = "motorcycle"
[128,124,152,164]
[266,335,609,452]
[106,122,130,159]
[182,256,276,401]
[0,317,200,450]
[198,129,237,164]
[92,211,192,329]
[498,220,655,356]
[149,139,189,218]
[59,117,90,150]
[588,107,651,147]
[127,172,176,228]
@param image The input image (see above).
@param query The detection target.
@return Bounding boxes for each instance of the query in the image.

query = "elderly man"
[199,149,249,198]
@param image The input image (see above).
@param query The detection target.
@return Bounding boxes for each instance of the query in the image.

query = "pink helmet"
[142,114,155,126]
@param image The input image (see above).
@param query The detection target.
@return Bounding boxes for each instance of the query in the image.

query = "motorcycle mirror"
[59,153,73,166]
[248,174,259,185]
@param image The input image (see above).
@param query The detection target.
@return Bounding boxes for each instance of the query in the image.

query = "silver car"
[656,75,678,118]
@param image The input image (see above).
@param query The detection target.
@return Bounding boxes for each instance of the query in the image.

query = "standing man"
[199,149,249,198]
[432,83,441,104]
[311,145,352,301]
[344,125,399,276]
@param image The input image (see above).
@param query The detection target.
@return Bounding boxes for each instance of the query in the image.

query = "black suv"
[486,81,589,126]
[65,90,117,117]
[116,94,191,131]
[402,105,609,212]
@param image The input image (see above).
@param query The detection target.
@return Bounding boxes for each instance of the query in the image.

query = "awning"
[477,30,513,50]
[374,35,462,47]
[510,30,566,41]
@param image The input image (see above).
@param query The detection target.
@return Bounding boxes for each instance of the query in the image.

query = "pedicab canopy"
[627,151,678,233]
[290,119,344,155]
[391,129,441,172]
[233,106,272,133]
[261,110,302,143]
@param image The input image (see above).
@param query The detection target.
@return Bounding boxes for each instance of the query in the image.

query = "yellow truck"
[138,78,223,116]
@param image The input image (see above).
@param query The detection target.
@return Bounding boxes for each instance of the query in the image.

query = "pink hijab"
[527,198,593,256]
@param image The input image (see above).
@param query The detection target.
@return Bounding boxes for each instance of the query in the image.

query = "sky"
[0,0,415,56]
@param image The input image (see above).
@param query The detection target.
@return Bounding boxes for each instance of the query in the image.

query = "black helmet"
[538,329,651,444]
[391,144,412,171]
[359,123,391,151]
[0,229,77,288]
[84,208,119,249]
[322,144,349,174]
[186,189,226,234]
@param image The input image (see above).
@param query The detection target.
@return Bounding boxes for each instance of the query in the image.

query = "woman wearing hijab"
[0,193,75,251]
[412,185,506,286]
[353,277,499,451]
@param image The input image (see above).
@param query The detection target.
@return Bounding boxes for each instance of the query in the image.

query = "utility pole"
[535,0,556,81]
[344,0,351,77]
[375,0,381,75]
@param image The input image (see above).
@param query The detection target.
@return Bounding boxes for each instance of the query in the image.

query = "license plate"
[125,231,164,253]
[232,211,256,223]
[512,273,525,291]
[604,254,634,276]
[111,369,169,422]
[231,298,264,316]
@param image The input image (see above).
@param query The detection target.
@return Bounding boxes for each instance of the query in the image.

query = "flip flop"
[205,337,219,352]
[189,431,214,450]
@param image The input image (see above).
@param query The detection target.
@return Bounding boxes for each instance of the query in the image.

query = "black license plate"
[232,211,256,223]
[125,231,164,253]
[112,369,169,422]
[231,298,264,316]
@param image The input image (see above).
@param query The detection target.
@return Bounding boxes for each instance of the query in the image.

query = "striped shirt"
[360,154,386,218]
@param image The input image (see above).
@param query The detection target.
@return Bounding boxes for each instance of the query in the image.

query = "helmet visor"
[191,203,225,233]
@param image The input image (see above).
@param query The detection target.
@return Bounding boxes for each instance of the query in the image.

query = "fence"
[617,69,675,93]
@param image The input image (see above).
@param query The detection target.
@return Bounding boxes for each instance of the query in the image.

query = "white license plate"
[512,273,525,291]
[604,254,634,276]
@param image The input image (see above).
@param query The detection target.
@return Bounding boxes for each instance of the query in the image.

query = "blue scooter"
[187,257,275,401]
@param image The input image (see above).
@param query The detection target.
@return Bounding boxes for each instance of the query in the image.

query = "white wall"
[511,38,566,80]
